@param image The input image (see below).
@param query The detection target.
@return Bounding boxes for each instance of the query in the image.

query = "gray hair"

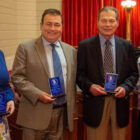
[98,6,119,21]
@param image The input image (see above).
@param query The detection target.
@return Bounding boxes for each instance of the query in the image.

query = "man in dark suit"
[133,52,140,140]
[77,6,138,140]
[12,9,77,140]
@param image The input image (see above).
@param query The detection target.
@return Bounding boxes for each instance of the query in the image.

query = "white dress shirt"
[42,37,67,92]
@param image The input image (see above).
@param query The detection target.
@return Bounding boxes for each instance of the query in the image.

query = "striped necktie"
[104,40,113,74]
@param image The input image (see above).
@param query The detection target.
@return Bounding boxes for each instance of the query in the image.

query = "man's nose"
[50,25,55,30]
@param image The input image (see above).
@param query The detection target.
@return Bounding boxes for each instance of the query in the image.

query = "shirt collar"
[99,34,115,47]
[42,36,60,47]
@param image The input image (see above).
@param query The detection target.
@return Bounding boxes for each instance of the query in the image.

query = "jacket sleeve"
[119,43,138,95]
[11,44,43,105]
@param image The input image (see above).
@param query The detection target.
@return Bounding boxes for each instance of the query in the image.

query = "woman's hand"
[6,100,15,117]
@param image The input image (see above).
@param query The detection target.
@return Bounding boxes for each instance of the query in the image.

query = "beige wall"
[0,0,17,58]
[0,0,62,69]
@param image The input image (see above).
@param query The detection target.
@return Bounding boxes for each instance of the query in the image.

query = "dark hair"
[98,6,119,21]
[41,9,63,24]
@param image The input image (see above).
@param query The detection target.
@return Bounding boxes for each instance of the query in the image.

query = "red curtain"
[62,0,140,47]
[131,0,140,46]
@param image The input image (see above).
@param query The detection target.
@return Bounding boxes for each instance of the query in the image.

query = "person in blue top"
[0,50,15,139]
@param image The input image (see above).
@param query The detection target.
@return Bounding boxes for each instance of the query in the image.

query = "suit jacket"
[134,47,140,60]
[77,35,138,128]
[11,36,77,131]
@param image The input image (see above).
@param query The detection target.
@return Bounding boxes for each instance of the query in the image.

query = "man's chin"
[103,34,113,40]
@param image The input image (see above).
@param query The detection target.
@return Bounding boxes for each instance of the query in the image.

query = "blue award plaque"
[49,77,64,97]
[104,73,118,93]
[0,92,8,116]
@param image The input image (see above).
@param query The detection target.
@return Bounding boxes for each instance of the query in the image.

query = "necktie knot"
[105,40,111,47]
[50,43,56,48]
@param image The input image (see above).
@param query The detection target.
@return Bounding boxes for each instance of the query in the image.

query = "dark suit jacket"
[134,47,140,60]
[77,35,138,128]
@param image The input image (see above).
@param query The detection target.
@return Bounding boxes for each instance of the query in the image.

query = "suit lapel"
[34,37,50,77]
[91,36,104,79]
[115,37,122,75]
[59,41,69,71]
[58,41,70,97]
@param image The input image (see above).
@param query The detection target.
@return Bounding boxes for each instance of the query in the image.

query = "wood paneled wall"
[0,0,62,70]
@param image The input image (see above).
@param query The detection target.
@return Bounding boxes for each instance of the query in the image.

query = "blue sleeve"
[6,85,14,102]
[0,50,15,102]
